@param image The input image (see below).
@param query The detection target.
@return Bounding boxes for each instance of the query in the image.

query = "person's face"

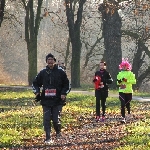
[100,62,105,70]
[58,61,61,66]
[47,57,55,68]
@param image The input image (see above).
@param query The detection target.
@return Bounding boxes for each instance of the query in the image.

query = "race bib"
[45,89,56,97]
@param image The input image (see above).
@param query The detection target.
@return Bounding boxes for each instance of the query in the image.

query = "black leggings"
[95,90,107,117]
[119,92,132,118]
[96,97,106,117]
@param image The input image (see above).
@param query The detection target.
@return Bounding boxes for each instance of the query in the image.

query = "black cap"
[45,53,55,62]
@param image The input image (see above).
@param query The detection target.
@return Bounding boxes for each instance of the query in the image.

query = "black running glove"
[35,94,41,102]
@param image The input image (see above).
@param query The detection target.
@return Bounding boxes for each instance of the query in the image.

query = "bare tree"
[121,0,150,89]
[21,0,43,85]
[65,0,86,88]
[98,0,150,89]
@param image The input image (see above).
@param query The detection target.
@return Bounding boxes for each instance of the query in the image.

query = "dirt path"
[1,85,149,102]
[70,90,150,102]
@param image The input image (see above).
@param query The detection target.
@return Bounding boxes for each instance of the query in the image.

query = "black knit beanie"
[45,53,55,62]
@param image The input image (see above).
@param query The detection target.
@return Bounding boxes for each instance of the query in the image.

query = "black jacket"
[32,65,69,106]
[94,69,113,91]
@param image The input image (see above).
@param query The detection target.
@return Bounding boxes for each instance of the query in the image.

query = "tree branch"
[83,36,103,68]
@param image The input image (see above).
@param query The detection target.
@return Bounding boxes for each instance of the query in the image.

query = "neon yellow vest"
[117,71,136,93]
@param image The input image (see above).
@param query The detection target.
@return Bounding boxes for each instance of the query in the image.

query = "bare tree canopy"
[0,0,150,91]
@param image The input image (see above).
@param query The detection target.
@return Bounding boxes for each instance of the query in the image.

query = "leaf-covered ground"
[10,110,148,150]
[0,87,150,150]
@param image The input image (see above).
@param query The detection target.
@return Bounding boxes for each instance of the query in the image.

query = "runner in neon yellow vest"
[117,58,136,123]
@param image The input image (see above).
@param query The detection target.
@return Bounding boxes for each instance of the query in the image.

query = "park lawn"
[0,89,150,149]
[115,118,150,150]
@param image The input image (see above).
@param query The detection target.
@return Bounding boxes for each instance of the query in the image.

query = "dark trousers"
[42,105,62,139]
[119,92,132,118]
[95,90,108,117]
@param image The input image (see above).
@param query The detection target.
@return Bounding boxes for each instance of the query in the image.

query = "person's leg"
[51,105,62,136]
[125,93,132,114]
[100,98,106,121]
[95,90,101,119]
[96,96,100,118]
[101,98,106,117]
[42,106,52,140]
[119,92,126,118]
[101,91,107,117]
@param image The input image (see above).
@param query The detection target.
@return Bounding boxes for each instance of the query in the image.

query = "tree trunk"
[23,0,43,85]
[71,29,82,87]
[0,0,5,27]
[65,0,86,88]
[28,39,37,85]
[99,2,122,89]
[132,40,143,89]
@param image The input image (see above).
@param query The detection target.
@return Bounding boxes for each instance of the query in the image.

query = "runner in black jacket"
[32,53,69,144]
[93,61,113,122]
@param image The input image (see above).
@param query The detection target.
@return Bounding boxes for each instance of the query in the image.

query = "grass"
[0,87,150,149]
[115,119,150,150]
[0,89,43,147]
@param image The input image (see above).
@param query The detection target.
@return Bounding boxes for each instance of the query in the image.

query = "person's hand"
[120,84,126,89]
[93,79,97,82]
[100,82,104,88]
[35,93,41,102]
[61,95,66,106]
[122,78,127,82]
[117,79,122,84]
[61,95,66,100]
